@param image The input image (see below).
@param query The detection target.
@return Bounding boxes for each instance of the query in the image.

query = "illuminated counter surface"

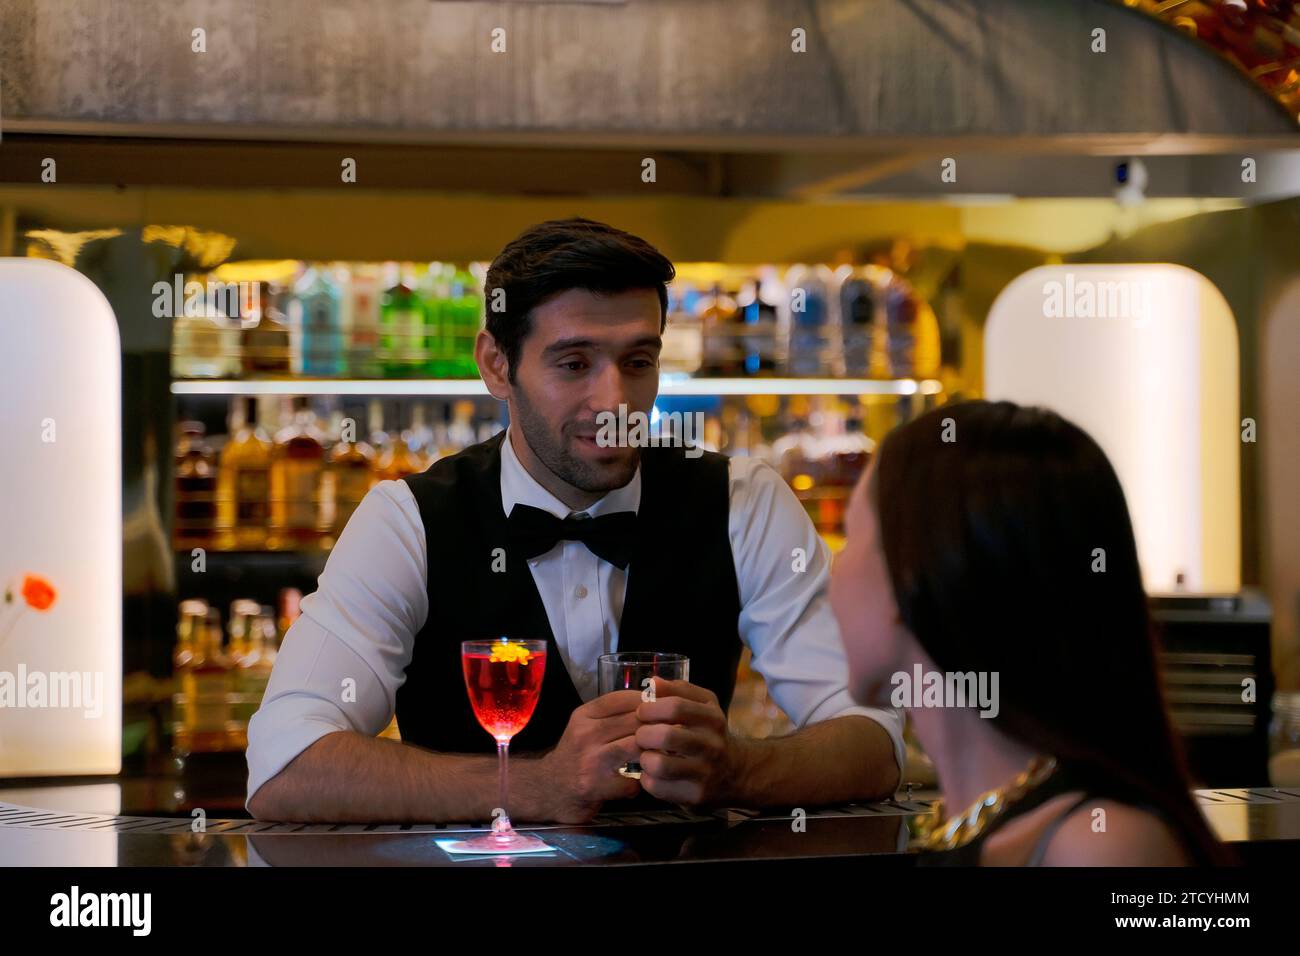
[0,782,1297,867]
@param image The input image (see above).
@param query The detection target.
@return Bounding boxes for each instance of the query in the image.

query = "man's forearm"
[725,715,900,809]
[248,730,551,823]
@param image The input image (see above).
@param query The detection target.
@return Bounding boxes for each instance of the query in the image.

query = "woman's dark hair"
[484,217,675,382]
[870,399,1229,865]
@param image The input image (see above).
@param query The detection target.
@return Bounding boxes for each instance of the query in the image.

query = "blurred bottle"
[241,282,292,376]
[232,607,279,743]
[268,399,330,550]
[837,265,883,378]
[660,280,703,374]
[418,263,450,377]
[170,599,206,753]
[216,397,271,550]
[226,599,261,685]
[813,400,875,535]
[327,408,376,538]
[408,403,435,468]
[172,598,207,675]
[171,274,241,379]
[380,263,429,377]
[697,282,740,377]
[782,264,838,377]
[174,607,235,755]
[445,400,478,455]
[174,422,217,550]
[440,264,483,378]
[343,263,383,378]
[734,270,780,375]
[882,272,941,378]
[289,265,345,377]
[376,415,422,482]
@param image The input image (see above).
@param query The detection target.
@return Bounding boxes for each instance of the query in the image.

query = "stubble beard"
[512,383,640,494]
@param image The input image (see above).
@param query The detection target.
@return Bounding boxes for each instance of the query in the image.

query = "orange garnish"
[489,643,532,665]
[20,574,56,612]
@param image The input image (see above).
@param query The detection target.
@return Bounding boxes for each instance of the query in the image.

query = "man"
[246,218,903,823]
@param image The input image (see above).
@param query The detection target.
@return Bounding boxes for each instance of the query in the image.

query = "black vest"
[397,430,743,755]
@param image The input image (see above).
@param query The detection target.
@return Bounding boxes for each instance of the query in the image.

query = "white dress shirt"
[246,426,905,809]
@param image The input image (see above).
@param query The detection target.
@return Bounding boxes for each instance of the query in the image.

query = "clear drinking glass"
[598,651,690,779]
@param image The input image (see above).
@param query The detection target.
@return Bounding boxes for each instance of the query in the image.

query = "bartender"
[246,218,904,823]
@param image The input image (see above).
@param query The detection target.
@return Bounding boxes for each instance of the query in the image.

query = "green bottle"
[379,263,426,378]
[445,266,483,378]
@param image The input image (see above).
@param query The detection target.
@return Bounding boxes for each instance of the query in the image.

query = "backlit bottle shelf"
[170,376,944,397]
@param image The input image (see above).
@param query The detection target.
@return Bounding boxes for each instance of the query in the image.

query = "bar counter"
[3,777,1299,867]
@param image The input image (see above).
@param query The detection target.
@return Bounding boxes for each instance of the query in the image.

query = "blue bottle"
[291,266,345,377]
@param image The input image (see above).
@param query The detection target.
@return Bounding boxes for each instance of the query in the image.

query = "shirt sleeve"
[726,455,906,784]
[245,479,429,811]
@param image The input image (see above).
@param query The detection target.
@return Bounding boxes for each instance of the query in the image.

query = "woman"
[830,400,1228,866]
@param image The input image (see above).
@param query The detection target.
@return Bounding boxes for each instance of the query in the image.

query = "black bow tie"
[507,503,638,570]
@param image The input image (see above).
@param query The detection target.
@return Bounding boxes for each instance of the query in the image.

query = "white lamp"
[0,258,122,776]
[985,263,1241,595]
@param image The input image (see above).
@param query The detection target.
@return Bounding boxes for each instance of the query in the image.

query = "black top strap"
[1024,792,1096,867]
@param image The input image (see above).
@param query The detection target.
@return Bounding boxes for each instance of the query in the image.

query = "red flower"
[20,574,56,611]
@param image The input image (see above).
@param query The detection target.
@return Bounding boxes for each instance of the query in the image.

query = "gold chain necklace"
[922,755,1059,852]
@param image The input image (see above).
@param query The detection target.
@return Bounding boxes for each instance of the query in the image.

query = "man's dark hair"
[484,217,675,381]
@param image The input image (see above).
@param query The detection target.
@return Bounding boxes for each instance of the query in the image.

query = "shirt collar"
[499,424,641,520]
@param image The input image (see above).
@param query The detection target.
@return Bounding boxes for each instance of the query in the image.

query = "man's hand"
[634,678,739,809]
[528,690,643,824]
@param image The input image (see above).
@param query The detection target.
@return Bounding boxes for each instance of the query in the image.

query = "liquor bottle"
[344,263,383,378]
[268,399,330,550]
[327,409,376,537]
[815,400,876,536]
[696,283,740,377]
[882,273,941,378]
[174,422,217,550]
[419,263,450,377]
[231,607,278,742]
[735,271,780,375]
[783,265,838,377]
[408,403,435,468]
[216,397,271,550]
[172,598,207,674]
[244,611,278,698]
[445,400,477,455]
[380,263,428,377]
[226,597,258,745]
[241,282,292,376]
[175,608,235,755]
[443,265,483,377]
[660,280,703,374]
[170,599,206,754]
[171,274,241,379]
[227,598,261,664]
[289,265,345,377]
[366,398,388,450]
[375,416,422,482]
[838,265,880,378]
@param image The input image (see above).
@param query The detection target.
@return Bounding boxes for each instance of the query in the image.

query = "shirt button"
[575,584,588,600]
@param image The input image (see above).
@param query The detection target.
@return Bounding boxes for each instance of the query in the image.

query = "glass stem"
[496,738,512,835]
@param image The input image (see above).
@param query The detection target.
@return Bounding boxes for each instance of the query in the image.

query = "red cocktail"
[463,642,546,740]
[452,639,550,854]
